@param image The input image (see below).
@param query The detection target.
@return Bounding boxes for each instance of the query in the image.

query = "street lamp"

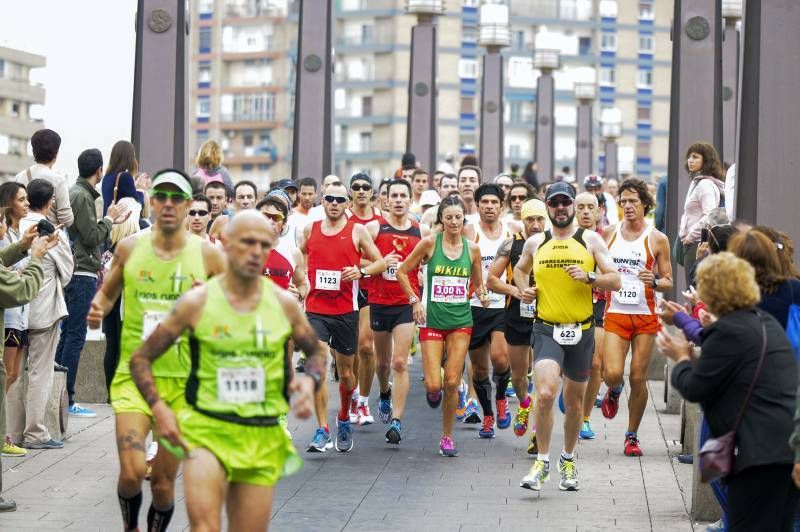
[600,107,621,179]
[405,0,445,173]
[721,0,742,19]
[533,30,560,182]
[574,81,596,179]
[478,2,510,178]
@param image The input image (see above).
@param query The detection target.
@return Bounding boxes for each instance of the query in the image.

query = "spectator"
[56,149,129,414]
[660,253,798,531]
[678,142,725,286]
[560,165,575,183]
[654,175,667,232]
[13,129,73,228]
[729,230,800,329]
[509,162,520,180]
[522,161,539,189]
[0,217,50,512]
[192,140,234,195]
[101,140,144,244]
[753,225,800,280]
[7,179,73,450]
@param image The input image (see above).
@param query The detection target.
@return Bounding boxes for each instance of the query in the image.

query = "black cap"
[350,172,371,187]
[545,182,576,201]
[401,152,416,169]
[276,178,298,191]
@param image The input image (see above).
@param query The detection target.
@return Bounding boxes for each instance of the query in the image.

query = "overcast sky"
[0,0,137,178]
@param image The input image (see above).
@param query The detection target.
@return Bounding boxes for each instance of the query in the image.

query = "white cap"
[420,189,441,207]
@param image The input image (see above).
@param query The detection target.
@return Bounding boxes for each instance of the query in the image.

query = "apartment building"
[0,46,46,180]
[190,0,672,184]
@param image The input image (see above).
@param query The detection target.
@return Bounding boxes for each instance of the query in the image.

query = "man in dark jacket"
[54,149,128,418]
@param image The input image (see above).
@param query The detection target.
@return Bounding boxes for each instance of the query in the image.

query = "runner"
[600,178,672,456]
[300,181,387,452]
[186,194,212,241]
[259,196,307,299]
[396,194,487,457]
[345,173,384,426]
[420,173,458,229]
[409,169,429,217]
[486,199,546,443]
[502,182,537,228]
[209,180,258,240]
[574,192,606,440]
[468,183,513,438]
[87,169,226,532]
[365,179,428,444]
[457,166,481,225]
[512,182,620,492]
[129,210,325,531]
[203,181,229,233]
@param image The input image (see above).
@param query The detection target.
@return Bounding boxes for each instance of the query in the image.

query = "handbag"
[698,315,768,483]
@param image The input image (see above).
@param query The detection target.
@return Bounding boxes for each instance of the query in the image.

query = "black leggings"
[726,463,799,531]
[102,297,122,396]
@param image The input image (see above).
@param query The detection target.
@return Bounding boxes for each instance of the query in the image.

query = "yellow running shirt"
[533,228,595,324]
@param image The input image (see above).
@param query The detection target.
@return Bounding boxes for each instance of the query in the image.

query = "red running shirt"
[346,207,382,292]
[263,249,293,290]
[369,218,422,306]
[305,219,362,315]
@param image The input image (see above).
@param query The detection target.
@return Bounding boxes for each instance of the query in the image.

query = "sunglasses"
[546,198,574,208]
[263,212,285,222]
[351,183,372,192]
[153,190,190,203]
[509,194,527,202]
[188,210,209,217]
[324,195,348,204]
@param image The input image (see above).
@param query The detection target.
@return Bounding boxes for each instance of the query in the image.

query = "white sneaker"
[349,393,359,424]
[357,404,374,425]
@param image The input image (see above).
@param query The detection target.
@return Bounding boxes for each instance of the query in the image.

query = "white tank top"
[606,224,656,315]
[277,232,297,272]
[470,221,511,309]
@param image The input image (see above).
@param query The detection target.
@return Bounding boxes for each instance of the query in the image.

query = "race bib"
[520,301,537,319]
[141,311,167,340]
[315,269,341,291]
[217,367,265,404]
[430,276,469,304]
[553,323,582,346]
[382,261,402,281]
[615,281,642,305]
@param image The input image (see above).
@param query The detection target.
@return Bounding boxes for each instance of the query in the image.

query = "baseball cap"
[545,182,576,201]
[267,188,293,215]
[151,169,193,197]
[350,172,372,187]
[276,178,298,191]
[583,174,602,189]
[420,189,441,207]
[520,199,547,220]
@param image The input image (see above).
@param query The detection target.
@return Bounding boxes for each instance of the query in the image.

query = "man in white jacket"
[6,179,74,449]
[14,129,73,228]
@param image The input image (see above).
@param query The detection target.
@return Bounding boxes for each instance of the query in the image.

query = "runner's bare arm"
[462,223,476,241]
[201,240,227,277]
[584,231,622,291]
[87,236,136,328]
[468,241,488,306]
[290,248,309,300]
[298,222,311,256]
[512,234,542,303]
[396,235,434,299]
[645,230,673,293]
[353,223,387,276]
[487,238,517,298]
[601,224,616,244]
[208,214,228,241]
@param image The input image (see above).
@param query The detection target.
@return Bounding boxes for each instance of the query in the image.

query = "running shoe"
[526,430,539,455]
[513,402,532,437]
[558,390,565,414]
[558,456,579,491]
[454,380,468,421]
[496,398,511,429]
[601,385,623,419]
[479,415,495,439]
[579,421,596,440]
[439,435,458,457]
[357,404,374,426]
[463,398,482,424]
[335,419,354,452]
[520,459,550,491]
[349,393,359,424]
[426,390,443,409]
[378,397,393,424]
[594,392,602,408]
[68,404,96,418]
[307,427,333,453]
[3,438,27,456]
[505,381,516,398]
[385,419,402,445]
[624,433,643,457]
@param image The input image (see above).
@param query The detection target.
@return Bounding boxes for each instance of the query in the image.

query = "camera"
[700,227,709,243]
[36,219,56,237]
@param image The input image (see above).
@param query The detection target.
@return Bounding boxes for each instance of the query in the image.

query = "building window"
[639,2,655,20]
[637,69,653,88]
[458,59,479,79]
[198,65,211,83]
[559,0,577,19]
[578,36,591,56]
[509,101,522,123]
[636,140,651,156]
[462,27,477,43]
[360,132,372,152]
[460,97,474,115]
[461,0,479,7]
[0,59,5,78]
[638,36,654,53]
[598,0,618,18]
[10,101,21,118]
[198,0,213,14]
[509,144,521,159]
[508,57,536,89]
[197,129,210,146]
[513,31,525,50]
[600,33,616,52]
[361,96,372,117]
[197,97,210,117]
[243,133,254,147]
[637,106,651,122]
[599,67,616,86]
[199,28,212,53]
[361,24,374,44]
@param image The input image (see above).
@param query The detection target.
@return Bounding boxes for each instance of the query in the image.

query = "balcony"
[335,31,397,53]
[0,78,45,104]
[224,0,287,19]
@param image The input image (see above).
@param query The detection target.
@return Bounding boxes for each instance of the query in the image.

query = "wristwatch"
[408,295,419,305]
[359,267,368,278]
[586,271,598,285]
[651,274,659,289]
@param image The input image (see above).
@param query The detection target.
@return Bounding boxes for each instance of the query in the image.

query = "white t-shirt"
[286,210,310,246]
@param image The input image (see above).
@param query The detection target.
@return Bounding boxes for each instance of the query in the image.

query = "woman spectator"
[729,229,800,330]
[193,140,234,195]
[101,141,143,243]
[659,253,798,530]
[753,225,800,280]
[0,182,30,457]
[678,142,725,286]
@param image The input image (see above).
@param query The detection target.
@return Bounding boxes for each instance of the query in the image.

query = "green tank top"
[119,233,206,378]
[186,277,292,423]
[425,233,473,330]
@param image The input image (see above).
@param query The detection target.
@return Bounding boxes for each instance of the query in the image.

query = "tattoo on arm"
[129,326,179,407]
[496,238,513,258]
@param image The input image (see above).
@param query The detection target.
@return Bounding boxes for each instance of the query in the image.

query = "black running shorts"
[370,304,414,332]
[307,311,359,356]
